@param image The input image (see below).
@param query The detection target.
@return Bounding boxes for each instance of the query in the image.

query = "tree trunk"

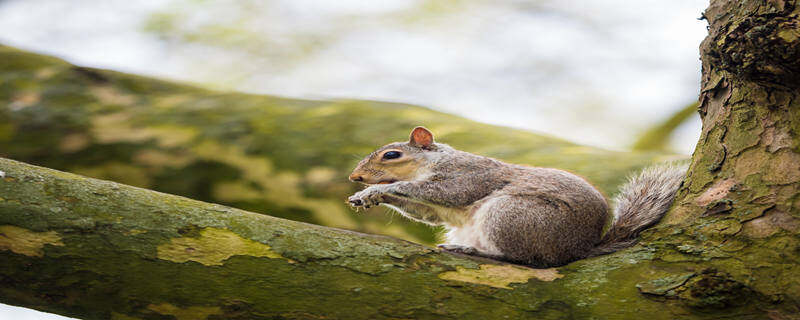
[643,0,800,316]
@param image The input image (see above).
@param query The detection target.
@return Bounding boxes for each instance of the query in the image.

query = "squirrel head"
[349,126,440,185]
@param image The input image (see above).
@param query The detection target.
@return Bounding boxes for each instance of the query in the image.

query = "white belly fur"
[443,197,502,256]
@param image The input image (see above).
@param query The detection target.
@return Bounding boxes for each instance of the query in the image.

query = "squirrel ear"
[409,126,434,149]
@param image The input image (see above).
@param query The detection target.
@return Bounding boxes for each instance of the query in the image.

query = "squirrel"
[347,127,687,267]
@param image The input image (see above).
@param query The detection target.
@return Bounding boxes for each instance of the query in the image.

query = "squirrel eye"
[382,151,402,160]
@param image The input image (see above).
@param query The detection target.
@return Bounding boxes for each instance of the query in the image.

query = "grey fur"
[588,163,688,257]
[349,133,688,267]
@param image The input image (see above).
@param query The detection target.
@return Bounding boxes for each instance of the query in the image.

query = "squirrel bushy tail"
[589,163,688,257]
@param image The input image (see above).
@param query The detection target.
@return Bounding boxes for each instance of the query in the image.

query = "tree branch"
[0,157,741,320]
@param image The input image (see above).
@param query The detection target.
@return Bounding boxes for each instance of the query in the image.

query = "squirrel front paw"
[347,187,386,209]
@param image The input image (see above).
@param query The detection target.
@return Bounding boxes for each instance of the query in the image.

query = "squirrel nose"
[349,174,364,182]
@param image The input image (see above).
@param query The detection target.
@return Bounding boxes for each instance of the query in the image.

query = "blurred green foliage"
[632,102,699,152]
[0,45,676,244]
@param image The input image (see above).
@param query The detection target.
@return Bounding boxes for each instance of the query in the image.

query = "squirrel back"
[348,127,687,267]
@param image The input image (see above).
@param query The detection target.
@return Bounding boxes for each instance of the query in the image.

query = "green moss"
[725,110,762,156]
[679,269,754,309]
[636,272,695,296]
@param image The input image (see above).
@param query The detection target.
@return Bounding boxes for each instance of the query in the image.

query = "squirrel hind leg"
[484,194,605,267]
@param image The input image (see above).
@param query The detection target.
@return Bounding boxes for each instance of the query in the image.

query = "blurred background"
[0,0,707,318]
[0,0,707,153]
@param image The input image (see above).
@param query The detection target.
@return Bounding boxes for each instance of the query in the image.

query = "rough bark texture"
[641,0,800,317]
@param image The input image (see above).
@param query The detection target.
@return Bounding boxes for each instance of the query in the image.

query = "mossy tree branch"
[0,155,779,320]
[0,157,556,319]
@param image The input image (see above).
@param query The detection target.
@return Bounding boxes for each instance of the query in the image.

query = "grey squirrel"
[347,127,687,267]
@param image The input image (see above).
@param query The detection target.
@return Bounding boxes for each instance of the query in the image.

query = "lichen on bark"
[642,0,800,316]
[0,225,64,257]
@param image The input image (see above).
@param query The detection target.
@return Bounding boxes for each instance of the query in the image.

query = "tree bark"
[644,0,800,316]
[0,157,694,320]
